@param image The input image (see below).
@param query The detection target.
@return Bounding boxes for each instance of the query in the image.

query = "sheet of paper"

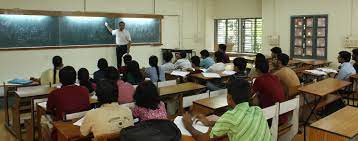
[174,116,209,136]
[316,68,338,73]
[73,117,85,126]
[200,69,208,73]
[171,71,190,77]
[305,70,327,76]
[91,95,98,100]
[202,73,221,78]
[38,101,47,109]
[222,70,236,75]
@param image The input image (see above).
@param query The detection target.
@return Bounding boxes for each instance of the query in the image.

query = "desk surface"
[350,74,358,80]
[191,72,233,81]
[302,60,331,66]
[15,86,56,98]
[194,94,228,110]
[298,78,351,96]
[310,106,358,138]
[159,82,206,96]
[288,60,302,66]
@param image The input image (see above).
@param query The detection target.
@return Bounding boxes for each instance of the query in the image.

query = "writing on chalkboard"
[0,14,161,48]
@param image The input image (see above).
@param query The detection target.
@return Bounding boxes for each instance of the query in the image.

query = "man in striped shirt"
[182,79,272,141]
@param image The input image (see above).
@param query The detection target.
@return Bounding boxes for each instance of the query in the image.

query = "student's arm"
[182,112,211,141]
[127,31,132,52]
[80,112,93,136]
[104,22,114,33]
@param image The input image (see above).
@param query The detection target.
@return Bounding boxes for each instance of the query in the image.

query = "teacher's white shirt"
[112,29,131,45]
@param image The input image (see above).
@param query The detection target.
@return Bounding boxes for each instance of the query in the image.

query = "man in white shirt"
[207,51,226,72]
[337,51,356,80]
[105,21,132,68]
[174,51,192,71]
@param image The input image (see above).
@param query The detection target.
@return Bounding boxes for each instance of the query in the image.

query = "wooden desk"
[162,48,194,59]
[159,82,206,115]
[298,78,352,141]
[349,74,358,106]
[192,94,228,116]
[288,60,302,68]
[54,120,195,141]
[190,72,233,81]
[302,60,331,68]
[308,106,358,141]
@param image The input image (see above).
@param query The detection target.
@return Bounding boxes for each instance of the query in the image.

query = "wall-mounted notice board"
[0,9,163,50]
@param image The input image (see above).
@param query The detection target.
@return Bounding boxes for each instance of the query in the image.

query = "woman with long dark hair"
[31,56,63,85]
[145,55,165,83]
[78,68,95,94]
[123,60,144,85]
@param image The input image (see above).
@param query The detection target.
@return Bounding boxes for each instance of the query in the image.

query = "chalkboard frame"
[0,8,163,51]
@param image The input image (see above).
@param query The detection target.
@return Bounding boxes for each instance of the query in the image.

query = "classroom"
[0,0,357,141]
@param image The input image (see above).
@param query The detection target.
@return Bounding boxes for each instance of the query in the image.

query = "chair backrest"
[93,133,120,141]
[262,102,279,141]
[32,98,48,110]
[63,111,87,120]
[209,89,227,98]
[182,92,210,108]
[278,96,300,141]
[157,80,177,88]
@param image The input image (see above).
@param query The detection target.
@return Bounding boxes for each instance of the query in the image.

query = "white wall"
[0,0,207,81]
[205,0,262,51]
[262,0,358,67]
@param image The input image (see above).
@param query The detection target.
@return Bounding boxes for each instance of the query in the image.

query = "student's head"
[271,47,282,58]
[59,66,76,86]
[190,56,201,68]
[179,51,187,59]
[200,49,210,59]
[105,66,119,81]
[218,44,227,52]
[133,81,160,110]
[233,57,247,72]
[119,21,126,30]
[52,56,63,69]
[338,51,351,63]
[123,54,132,65]
[227,79,251,108]
[255,54,269,74]
[163,52,173,63]
[149,56,159,67]
[127,60,142,75]
[78,68,90,82]
[214,51,224,63]
[352,49,358,62]
[274,53,290,68]
[96,80,118,105]
[97,58,108,70]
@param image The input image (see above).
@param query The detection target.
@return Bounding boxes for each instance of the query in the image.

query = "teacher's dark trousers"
[116,45,128,69]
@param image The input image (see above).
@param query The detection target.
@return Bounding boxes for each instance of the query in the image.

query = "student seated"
[132,81,167,121]
[105,66,135,104]
[145,55,165,82]
[80,80,134,137]
[182,79,272,141]
[78,68,96,95]
[218,44,230,63]
[94,58,108,83]
[119,54,132,74]
[232,57,248,79]
[207,51,225,73]
[251,57,287,125]
[31,56,63,85]
[161,51,175,73]
[174,51,192,71]
[273,53,300,98]
[352,49,358,73]
[337,51,356,80]
[199,49,215,69]
[123,60,145,85]
[47,66,90,121]
[248,53,266,79]
[271,47,282,59]
[190,56,204,74]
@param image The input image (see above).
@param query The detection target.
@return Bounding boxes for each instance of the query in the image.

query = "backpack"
[119,119,182,141]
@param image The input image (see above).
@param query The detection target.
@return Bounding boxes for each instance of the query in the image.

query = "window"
[291,15,328,59]
[214,18,262,53]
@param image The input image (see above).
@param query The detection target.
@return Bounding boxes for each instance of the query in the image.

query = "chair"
[92,133,120,141]
[157,80,177,87]
[262,102,279,141]
[63,111,87,120]
[209,89,227,98]
[278,96,300,141]
[182,92,210,108]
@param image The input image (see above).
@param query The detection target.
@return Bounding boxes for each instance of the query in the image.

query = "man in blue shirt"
[337,51,356,80]
[199,49,215,69]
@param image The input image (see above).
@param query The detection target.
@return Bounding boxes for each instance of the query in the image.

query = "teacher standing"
[105,21,132,68]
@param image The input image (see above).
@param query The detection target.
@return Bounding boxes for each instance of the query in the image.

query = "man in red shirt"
[47,66,90,121]
[251,54,288,125]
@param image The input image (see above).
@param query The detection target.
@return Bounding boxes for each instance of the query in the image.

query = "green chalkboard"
[0,15,59,47]
[0,14,161,48]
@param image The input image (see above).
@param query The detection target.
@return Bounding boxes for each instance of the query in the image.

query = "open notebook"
[173,116,209,136]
